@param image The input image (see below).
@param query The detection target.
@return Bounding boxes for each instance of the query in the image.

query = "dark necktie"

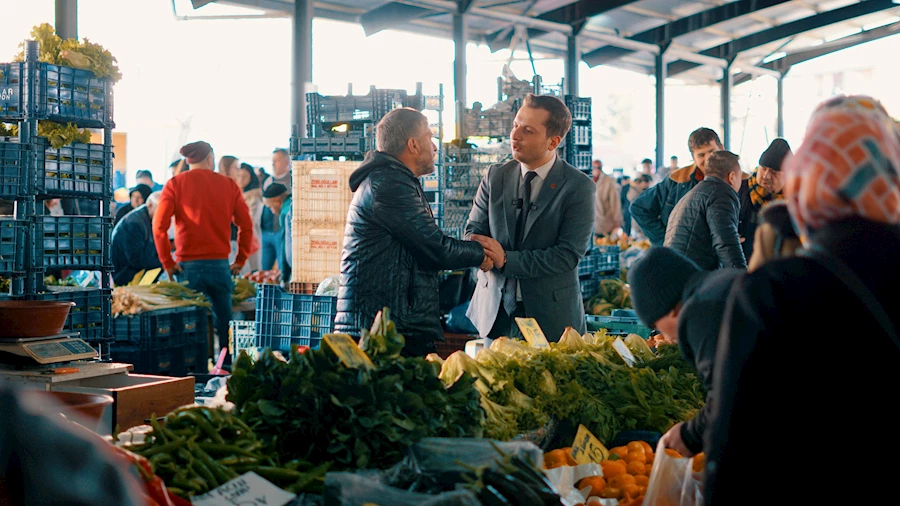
[504,170,538,315]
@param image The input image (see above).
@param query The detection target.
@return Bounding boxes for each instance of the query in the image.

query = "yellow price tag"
[140,268,161,285]
[324,334,376,371]
[515,318,549,348]
[571,424,610,464]
[612,337,637,367]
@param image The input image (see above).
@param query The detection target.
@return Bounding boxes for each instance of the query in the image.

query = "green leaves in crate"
[0,121,91,148]
[14,23,122,83]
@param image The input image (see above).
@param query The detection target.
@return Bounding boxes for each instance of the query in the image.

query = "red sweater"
[152,168,253,270]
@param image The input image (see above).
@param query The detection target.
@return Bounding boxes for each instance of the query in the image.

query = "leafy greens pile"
[0,121,91,149]
[227,308,484,471]
[439,330,705,445]
[15,23,122,82]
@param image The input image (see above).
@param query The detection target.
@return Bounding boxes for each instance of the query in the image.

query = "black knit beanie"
[627,247,702,328]
[758,138,792,172]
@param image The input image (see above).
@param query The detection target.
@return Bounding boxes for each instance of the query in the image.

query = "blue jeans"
[260,230,280,271]
[177,260,233,361]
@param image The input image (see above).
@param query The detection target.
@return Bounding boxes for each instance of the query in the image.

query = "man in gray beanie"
[627,247,744,458]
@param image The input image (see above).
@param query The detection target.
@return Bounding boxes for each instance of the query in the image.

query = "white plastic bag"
[642,442,702,506]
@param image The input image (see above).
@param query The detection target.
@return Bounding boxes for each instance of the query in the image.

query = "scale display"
[0,336,97,365]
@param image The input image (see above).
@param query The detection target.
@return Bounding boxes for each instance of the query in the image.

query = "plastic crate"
[564,96,592,122]
[0,62,114,128]
[288,281,318,295]
[595,245,621,273]
[291,222,343,284]
[0,219,24,273]
[114,306,208,350]
[34,138,113,198]
[435,333,473,359]
[109,345,177,376]
[0,138,26,198]
[29,215,111,269]
[31,287,112,343]
[580,277,600,300]
[230,320,258,361]
[291,160,359,224]
[585,315,652,339]
[577,253,596,279]
[254,284,335,352]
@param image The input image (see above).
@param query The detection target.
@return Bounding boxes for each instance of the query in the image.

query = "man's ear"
[407,137,418,155]
[549,135,562,151]
[670,303,682,318]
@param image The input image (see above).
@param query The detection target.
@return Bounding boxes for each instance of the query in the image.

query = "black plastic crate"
[580,277,600,300]
[34,138,113,198]
[114,306,208,350]
[254,284,334,352]
[0,219,25,273]
[182,342,207,376]
[29,215,111,269]
[110,345,177,376]
[31,287,112,343]
[0,62,114,128]
[595,245,621,273]
[564,96,592,122]
[0,138,26,198]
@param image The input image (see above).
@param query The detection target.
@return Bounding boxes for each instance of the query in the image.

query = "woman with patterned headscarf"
[704,95,900,505]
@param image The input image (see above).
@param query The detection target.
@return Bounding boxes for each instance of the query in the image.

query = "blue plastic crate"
[29,215,111,269]
[577,253,596,279]
[114,306,208,350]
[0,138,26,198]
[585,315,652,339]
[254,284,335,352]
[34,138,113,198]
[580,277,600,300]
[0,219,24,273]
[0,62,114,128]
[31,287,112,343]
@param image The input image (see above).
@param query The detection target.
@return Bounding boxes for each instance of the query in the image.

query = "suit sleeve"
[152,182,177,271]
[502,177,595,279]
[373,176,485,271]
[464,165,494,239]
[707,192,747,269]
[630,181,669,246]
[232,181,254,266]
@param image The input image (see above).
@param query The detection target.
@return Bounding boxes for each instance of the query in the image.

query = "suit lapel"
[501,161,519,249]
[523,157,567,241]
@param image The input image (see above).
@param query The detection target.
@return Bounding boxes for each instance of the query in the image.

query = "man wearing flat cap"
[152,140,254,363]
[739,138,792,260]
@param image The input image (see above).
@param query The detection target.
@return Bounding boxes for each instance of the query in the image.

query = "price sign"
[571,424,610,465]
[515,318,549,348]
[139,268,161,285]
[191,472,294,506]
[612,337,637,367]
[324,334,376,371]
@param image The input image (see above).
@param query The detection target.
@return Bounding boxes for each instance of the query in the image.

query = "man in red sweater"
[152,141,253,363]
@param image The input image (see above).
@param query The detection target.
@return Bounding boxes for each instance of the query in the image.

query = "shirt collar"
[520,153,556,180]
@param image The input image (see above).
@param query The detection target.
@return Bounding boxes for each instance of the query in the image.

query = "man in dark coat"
[111,192,163,286]
[664,151,747,270]
[334,108,489,357]
[627,247,743,457]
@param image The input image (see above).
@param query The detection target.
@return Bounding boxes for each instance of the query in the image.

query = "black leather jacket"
[663,176,747,271]
[334,151,484,352]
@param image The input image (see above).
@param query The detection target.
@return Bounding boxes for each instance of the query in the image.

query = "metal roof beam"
[394,0,573,33]
[359,3,437,36]
[583,0,793,66]
[667,0,899,76]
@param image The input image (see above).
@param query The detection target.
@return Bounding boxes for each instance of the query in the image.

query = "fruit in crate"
[243,270,282,284]
[585,278,631,315]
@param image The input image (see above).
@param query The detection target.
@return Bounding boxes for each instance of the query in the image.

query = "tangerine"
[693,453,706,473]
[598,487,622,499]
[577,476,607,497]
[599,460,627,479]
[626,460,646,476]
[610,446,629,459]
[638,440,654,456]
[664,448,683,459]
[625,451,647,464]
[608,474,636,490]
[627,441,645,455]
[634,475,650,487]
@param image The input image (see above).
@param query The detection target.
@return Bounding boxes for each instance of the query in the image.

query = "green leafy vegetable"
[15,23,122,83]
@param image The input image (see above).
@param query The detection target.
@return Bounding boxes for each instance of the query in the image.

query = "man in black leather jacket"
[664,151,747,270]
[334,108,489,356]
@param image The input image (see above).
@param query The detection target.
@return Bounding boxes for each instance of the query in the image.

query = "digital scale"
[0,333,98,365]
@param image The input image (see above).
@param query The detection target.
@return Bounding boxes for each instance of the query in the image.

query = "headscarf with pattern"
[784,95,900,243]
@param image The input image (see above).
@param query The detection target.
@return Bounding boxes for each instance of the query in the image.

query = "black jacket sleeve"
[677,297,720,455]
[372,173,484,271]
[630,180,670,246]
[707,189,747,268]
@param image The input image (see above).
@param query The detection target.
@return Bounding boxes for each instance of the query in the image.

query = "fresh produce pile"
[438,330,704,445]
[0,121,92,149]
[44,274,79,287]
[585,278,632,316]
[14,23,122,82]
[227,308,484,471]
[462,443,564,506]
[243,269,283,284]
[595,234,650,251]
[231,277,256,305]
[127,406,328,500]
[112,281,211,316]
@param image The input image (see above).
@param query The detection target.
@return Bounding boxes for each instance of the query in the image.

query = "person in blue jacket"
[111,192,163,286]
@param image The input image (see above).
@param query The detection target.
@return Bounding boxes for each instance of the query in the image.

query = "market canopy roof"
[193,0,900,83]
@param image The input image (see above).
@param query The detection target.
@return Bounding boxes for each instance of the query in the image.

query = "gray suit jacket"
[465,156,595,341]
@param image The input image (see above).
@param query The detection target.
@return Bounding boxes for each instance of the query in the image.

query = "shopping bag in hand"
[642,441,703,506]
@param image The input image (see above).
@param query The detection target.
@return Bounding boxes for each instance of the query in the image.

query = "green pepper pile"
[129,406,328,500]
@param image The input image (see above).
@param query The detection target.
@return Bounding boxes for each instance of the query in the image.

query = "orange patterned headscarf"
[784,95,900,243]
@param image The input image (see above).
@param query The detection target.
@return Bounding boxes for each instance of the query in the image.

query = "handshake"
[470,234,506,272]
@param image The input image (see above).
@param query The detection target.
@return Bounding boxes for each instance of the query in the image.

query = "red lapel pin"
[550,184,557,189]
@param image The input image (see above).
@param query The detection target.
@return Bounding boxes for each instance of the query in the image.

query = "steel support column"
[566,35,579,96]
[55,0,78,39]
[776,72,785,138]
[292,0,313,139]
[721,62,733,150]
[453,12,468,139]
[655,50,666,170]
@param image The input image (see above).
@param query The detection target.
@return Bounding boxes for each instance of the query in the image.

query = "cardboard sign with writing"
[139,268,161,286]
[515,318,550,348]
[191,472,295,506]
[612,337,637,367]
[324,334,376,371]
[570,424,610,465]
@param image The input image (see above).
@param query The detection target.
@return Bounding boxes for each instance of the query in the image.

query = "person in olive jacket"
[664,150,747,270]
[334,108,490,357]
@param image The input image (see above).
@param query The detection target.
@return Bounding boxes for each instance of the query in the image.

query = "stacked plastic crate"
[578,245,621,299]
[0,41,114,358]
[439,146,511,240]
[563,96,593,176]
[111,306,209,376]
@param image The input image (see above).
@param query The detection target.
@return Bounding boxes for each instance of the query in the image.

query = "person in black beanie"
[627,247,744,457]
[740,138,793,259]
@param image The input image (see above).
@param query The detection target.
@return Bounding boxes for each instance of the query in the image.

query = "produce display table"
[0,361,132,388]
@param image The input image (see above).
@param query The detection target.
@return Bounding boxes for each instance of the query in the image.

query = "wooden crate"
[291,222,344,284]
[291,160,359,225]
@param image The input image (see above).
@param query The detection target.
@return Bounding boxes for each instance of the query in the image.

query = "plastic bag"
[543,463,604,506]
[323,472,480,506]
[643,441,703,506]
[316,276,340,296]
[446,301,478,334]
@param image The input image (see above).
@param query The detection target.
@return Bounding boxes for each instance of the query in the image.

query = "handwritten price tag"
[571,424,610,465]
[515,318,549,348]
[191,472,294,506]
[612,337,637,367]
[324,334,375,371]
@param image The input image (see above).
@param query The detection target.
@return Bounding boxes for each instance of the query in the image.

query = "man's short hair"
[670,155,678,160]
[688,127,722,153]
[621,175,632,181]
[135,170,153,180]
[705,150,741,180]
[263,183,289,199]
[522,94,572,139]
[146,191,162,207]
[636,174,654,184]
[375,108,429,158]
[641,158,653,165]
[273,148,289,158]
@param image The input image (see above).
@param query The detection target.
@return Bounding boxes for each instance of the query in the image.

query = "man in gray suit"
[465,94,596,342]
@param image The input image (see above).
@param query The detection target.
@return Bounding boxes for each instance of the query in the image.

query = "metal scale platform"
[0,332,98,366]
